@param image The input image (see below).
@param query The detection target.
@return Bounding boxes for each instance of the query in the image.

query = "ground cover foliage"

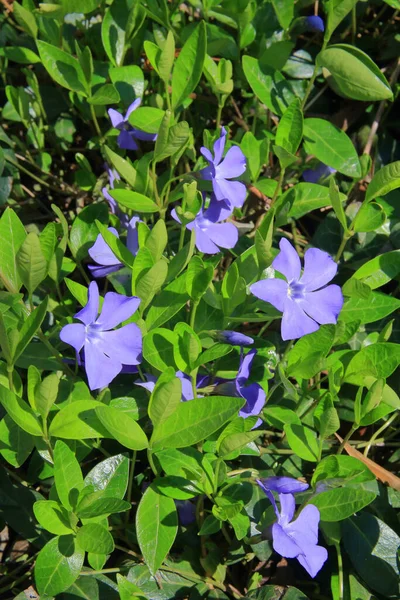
[0,0,400,598]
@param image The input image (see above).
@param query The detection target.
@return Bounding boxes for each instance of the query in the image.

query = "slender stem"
[270,168,285,207]
[5,155,69,194]
[147,448,158,476]
[301,40,327,110]
[351,5,357,45]
[334,230,352,263]
[37,330,76,378]
[335,543,344,600]
[89,104,102,139]
[337,424,358,455]
[216,102,223,128]
[363,412,398,457]
[125,450,137,526]
[81,568,122,576]
[178,224,186,251]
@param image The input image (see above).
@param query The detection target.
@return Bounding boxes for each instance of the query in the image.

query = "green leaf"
[310,487,376,521]
[69,203,109,261]
[16,232,47,295]
[117,574,147,600]
[110,65,145,106]
[339,292,400,324]
[365,160,400,203]
[159,30,175,84]
[35,373,59,420]
[282,183,346,220]
[186,256,213,301]
[35,535,84,596]
[76,523,114,555]
[154,121,191,163]
[103,145,137,188]
[0,414,35,467]
[352,201,386,232]
[76,494,130,518]
[54,440,84,511]
[344,343,400,385]
[101,0,131,67]
[271,0,294,29]
[144,40,161,74]
[351,250,400,289]
[49,400,110,439]
[151,396,245,450]
[33,500,74,536]
[219,430,263,458]
[13,1,38,38]
[312,455,374,486]
[172,22,206,109]
[242,55,295,116]
[84,454,129,499]
[173,322,202,373]
[95,220,135,268]
[195,343,232,369]
[317,44,393,102]
[342,513,400,598]
[155,447,204,480]
[0,384,42,436]
[88,83,120,105]
[128,107,165,134]
[136,485,178,574]
[136,259,168,311]
[95,405,149,450]
[329,178,347,230]
[146,273,189,330]
[325,0,359,40]
[0,207,26,293]
[275,99,303,155]
[36,41,88,95]
[65,278,89,307]
[303,118,361,178]
[149,371,182,427]
[1,46,40,64]
[109,189,159,213]
[287,325,335,379]
[61,0,99,12]
[143,328,178,371]
[284,424,319,462]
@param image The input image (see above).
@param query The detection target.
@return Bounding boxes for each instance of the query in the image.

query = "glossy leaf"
[35,535,84,597]
[172,22,206,109]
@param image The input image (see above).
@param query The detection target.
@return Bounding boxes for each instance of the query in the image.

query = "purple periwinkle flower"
[250,239,343,341]
[175,500,196,526]
[236,349,265,423]
[257,477,327,578]
[303,163,336,183]
[200,127,247,210]
[172,197,238,255]
[218,330,254,346]
[108,98,157,151]
[60,281,142,390]
[304,15,325,33]
[88,217,140,278]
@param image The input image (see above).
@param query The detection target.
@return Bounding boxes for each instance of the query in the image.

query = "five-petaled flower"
[88,216,140,278]
[172,196,238,255]
[257,477,328,578]
[236,349,265,423]
[60,281,142,390]
[250,239,343,340]
[108,98,157,150]
[200,127,247,210]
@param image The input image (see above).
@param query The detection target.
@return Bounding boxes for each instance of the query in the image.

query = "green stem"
[89,103,103,140]
[301,40,327,111]
[363,412,398,457]
[5,155,68,194]
[216,102,223,128]
[335,543,344,600]
[125,450,137,526]
[37,331,77,378]
[337,424,358,455]
[147,448,158,476]
[270,168,285,207]
[334,230,352,263]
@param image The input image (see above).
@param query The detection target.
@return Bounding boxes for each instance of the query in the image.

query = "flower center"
[85,323,103,342]
[287,280,305,300]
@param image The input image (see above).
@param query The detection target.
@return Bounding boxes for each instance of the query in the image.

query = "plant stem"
[7,364,14,392]
[216,102,223,128]
[125,450,137,526]
[363,412,398,457]
[337,424,358,454]
[89,103,102,139]
[37,330,77,378]
[335,543,344,600]
[334,230,352,263]
[301,40,327,110]
[270,168,285,207]
[147,448,158,476]
[189,299,199,330]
